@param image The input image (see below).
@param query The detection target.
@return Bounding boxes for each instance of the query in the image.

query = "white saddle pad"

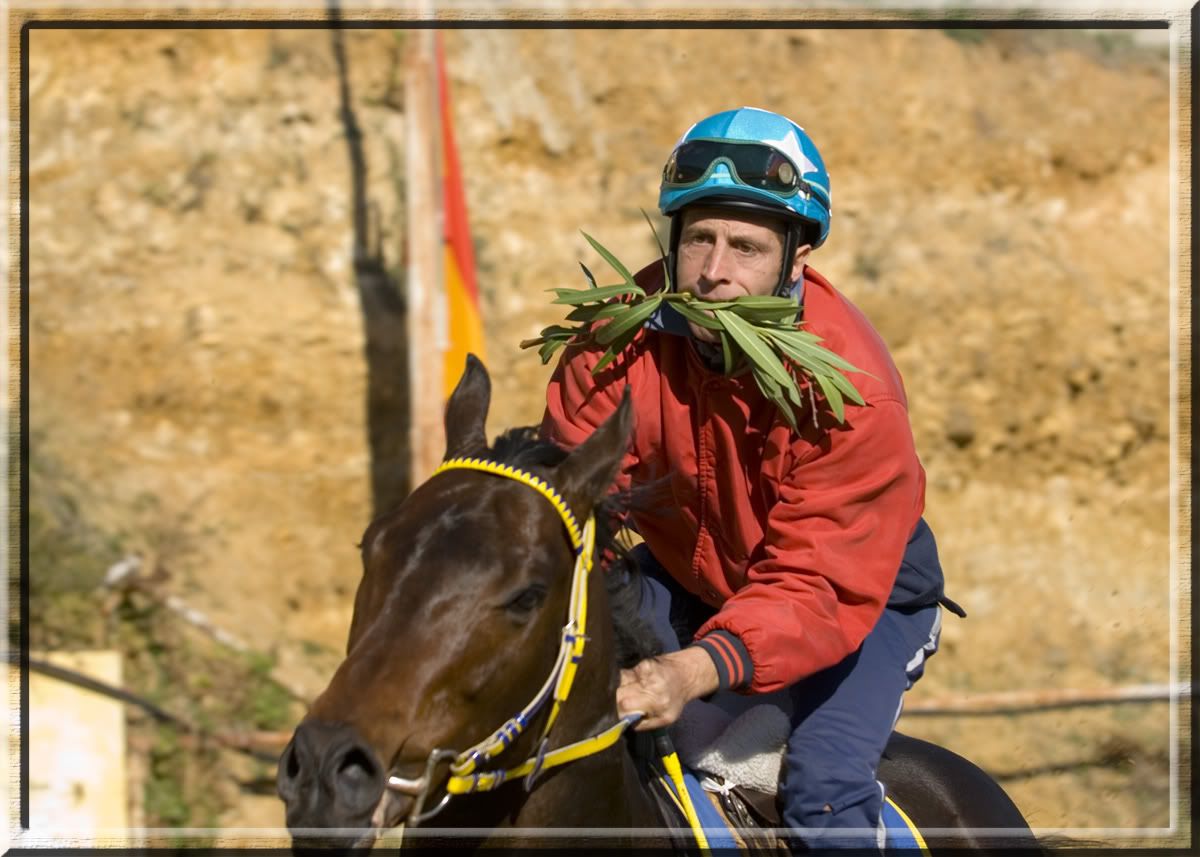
[668,690,793,795]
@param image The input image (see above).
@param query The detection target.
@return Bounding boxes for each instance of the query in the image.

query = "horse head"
[277,355,633,847]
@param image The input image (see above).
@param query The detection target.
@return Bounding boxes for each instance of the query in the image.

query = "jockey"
[540,106,962,851]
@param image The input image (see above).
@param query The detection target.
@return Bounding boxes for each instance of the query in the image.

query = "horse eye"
[503,583,547,616]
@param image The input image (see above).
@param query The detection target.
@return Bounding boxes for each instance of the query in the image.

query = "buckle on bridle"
[386,747,458,826]
[523,737,551,792]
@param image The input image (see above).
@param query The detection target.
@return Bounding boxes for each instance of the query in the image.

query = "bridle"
[381,457,642,827]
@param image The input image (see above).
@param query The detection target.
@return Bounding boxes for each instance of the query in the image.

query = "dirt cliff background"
[23,20,1184,839]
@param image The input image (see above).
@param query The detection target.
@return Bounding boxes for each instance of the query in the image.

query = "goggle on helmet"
[657,107,832,249]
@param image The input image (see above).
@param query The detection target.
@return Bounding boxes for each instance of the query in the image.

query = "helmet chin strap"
[666,214,683,294]
[774,223,803,297]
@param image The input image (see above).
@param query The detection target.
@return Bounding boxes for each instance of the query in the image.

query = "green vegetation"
[29,443,303,828]
[521,229,872,429]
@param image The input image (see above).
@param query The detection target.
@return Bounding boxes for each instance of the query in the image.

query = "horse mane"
[485,427,663,669]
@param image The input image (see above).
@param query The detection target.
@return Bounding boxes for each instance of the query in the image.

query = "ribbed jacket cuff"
[693,630,753,691]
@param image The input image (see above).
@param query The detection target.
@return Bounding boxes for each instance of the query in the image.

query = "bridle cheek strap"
[387,458,636,822]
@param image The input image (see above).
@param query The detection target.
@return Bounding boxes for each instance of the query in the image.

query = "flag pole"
[404,21,445,484]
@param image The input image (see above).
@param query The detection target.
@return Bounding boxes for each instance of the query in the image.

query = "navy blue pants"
[629,545,941,852]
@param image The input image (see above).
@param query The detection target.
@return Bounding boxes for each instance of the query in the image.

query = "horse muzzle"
[277,719,389,841]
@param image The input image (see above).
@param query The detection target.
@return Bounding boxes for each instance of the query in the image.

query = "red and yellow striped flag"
[435,33,486,398]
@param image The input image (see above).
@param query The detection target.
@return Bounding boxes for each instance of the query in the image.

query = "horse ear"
[443,354,491,460]
[556,388,633,518]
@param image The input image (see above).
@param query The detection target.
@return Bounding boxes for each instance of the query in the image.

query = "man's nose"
[699,242,730,286]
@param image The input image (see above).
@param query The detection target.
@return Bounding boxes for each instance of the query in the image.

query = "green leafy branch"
[520,230,871,428]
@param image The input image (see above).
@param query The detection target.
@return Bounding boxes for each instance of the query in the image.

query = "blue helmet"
[658,107,832,249]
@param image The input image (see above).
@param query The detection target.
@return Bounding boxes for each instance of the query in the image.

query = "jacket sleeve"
[539,342,639,495]
[694,397,924,694]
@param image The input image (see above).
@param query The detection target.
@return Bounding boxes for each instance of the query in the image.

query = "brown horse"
[277,355,1040,854]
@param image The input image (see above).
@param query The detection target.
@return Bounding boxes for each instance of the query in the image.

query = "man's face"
[675,207,810,343]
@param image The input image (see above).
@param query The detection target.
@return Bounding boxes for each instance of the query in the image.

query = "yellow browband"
[431,458,584,550]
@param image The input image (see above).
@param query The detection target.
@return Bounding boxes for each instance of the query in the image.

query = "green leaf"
[724,304,801,321]
[765,331,866,411]
[777,370,804,411]
[673,295,739,310]
[813,370,846,423]
[591,318,646,376]
[715,295,802,325]
[670,300,724,330]
[538,338,567,364]
[579,261,599,289]
[565,304,605,323]
[779,371,806,408]
[766,328,868,376]
[768,335,836,376]
[552,284,645,305]
[594,294,663,345]
[751,361,782,398]
[727,295,801,310]
[582,230,642,290]
[565,303,630,324]
[764,326,825,346]
[640,208,672,292]
[748,365,798,430]
[822,366,867,407]
[597,302,635,321]
[537,324,584,340]
[713,309,794,388]
[527,225,870,435]
[592,345,622,374]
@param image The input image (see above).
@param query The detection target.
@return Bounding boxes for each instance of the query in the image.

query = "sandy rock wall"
[25,23,1178,830]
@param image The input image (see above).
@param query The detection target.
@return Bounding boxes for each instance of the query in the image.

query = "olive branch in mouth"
[521,230,871,429]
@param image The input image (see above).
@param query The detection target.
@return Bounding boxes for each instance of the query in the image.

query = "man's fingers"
[617,686,651,719]
[629,709,671,732]
[633,659,660,679]
[617,657,686,731]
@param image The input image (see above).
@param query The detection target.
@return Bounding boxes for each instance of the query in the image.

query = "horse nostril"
[277,740,302,801]
[286,745,300,779]
[338,745,377,782]
[335,744,383,812]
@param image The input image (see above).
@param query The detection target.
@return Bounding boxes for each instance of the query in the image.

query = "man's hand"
[617,646,720,731]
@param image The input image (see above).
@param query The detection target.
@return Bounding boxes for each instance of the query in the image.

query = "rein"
[383,457,642,826]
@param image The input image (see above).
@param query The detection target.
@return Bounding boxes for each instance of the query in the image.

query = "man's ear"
[790,243,812,283]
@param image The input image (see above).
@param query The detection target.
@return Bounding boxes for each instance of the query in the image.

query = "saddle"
[635,741,788,854]
[634,695,927,855]
[631,696,793,853]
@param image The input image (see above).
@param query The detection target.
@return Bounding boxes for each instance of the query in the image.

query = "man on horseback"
[541,106,962,851]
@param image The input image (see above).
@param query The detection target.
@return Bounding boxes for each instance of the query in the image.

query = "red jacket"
[540,262,926,694]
